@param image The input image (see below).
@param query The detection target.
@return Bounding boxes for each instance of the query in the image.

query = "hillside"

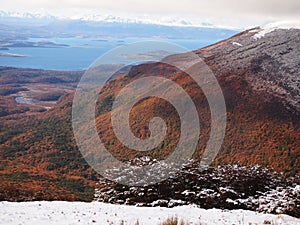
[0,68,96,201]
[93,26,300,174]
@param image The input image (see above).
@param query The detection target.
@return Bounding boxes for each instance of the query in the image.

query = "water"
[0,37,215,71]
[15,96,33,104]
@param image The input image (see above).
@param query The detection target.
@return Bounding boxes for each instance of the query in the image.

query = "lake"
[0,37,216,71]
[15,96,33,104]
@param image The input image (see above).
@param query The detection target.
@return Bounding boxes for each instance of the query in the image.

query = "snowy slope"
[0,201,299,225]
[253,21,300,38]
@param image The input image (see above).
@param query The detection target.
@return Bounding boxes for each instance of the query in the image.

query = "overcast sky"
[1,0,299,28]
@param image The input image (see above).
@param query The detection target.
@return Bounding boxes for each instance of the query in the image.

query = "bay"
[0,37,215,71]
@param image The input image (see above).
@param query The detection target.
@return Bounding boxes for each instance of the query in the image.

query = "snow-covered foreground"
[0,201,299,225]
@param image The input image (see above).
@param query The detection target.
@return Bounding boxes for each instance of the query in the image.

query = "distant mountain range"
[0,10,216,28]
[0,10,56,20]
[0,10,239,40]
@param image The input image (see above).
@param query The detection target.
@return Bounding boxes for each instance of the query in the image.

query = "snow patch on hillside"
[232,41,243,47]
[254,21,300,38]
[0,201,299,225]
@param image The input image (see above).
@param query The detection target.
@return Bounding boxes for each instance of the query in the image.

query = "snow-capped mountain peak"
[0,10,55,20]
[0,10,215,28]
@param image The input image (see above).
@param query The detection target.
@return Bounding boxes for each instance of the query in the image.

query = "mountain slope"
[94,26,300,174]
[193,26,300,172]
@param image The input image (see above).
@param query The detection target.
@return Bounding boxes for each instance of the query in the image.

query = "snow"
[254,21,300,39]
[150,199,169,207]
[0,201,299,225]
[0,10,238,29]
[181,190,196,196]
[226,198,238,205]
[234,184,300,214]
[95,163,299,217]
[0,10,55,20]
[232,41,243,47]
[219,187,237,194]
[0,10,203,28]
